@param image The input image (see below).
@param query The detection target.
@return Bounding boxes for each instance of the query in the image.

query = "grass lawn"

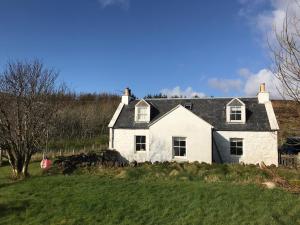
[1,162,300,225]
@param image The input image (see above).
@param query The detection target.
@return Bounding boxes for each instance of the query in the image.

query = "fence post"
[0,148,2,167]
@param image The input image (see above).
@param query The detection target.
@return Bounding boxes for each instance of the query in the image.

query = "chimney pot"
[122,87,132,105]
[124,87,131,96]
[259,83,266,92]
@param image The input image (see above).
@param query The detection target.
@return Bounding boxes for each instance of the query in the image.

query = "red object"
[40,159,52,170]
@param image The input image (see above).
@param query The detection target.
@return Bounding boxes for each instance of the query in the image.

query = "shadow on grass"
[0,161,10,167]
[0,201,27,218]
[0,182,16,189]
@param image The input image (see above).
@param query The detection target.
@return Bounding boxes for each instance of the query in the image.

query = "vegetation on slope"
[272,100,300,144]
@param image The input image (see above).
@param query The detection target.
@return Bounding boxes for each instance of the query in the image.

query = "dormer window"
[184,102,193,110]
[230,106,242,121]
[135,99,151,123]
[226,98,246,123]
[136,107,147,121]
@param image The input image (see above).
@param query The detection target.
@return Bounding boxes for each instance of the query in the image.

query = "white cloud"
[239,0,300,46]
[160,86,206,98]
[238,68,252,78]
[208,78,242,94]
[98,0,130,9]
[243,68,282,99]
[208,69,283,99]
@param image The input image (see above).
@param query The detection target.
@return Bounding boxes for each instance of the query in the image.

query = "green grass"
[1,162,300,225]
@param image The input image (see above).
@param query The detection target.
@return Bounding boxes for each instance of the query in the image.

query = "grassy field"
[1,162,300,225]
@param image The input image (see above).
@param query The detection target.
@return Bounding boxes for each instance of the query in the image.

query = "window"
[184,103,192,110]
[136,107,148,122]
[173,137,186,157]
[230,138,243,156]
[230,106,242,121]
[135,136,146,151]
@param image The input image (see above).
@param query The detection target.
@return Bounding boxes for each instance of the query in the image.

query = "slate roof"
[113,98,274,131]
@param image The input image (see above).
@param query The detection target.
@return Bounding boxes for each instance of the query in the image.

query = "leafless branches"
[271,3,300,103]
[0,60,64,177]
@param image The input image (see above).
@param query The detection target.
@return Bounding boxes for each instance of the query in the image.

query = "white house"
[108,84,279,166]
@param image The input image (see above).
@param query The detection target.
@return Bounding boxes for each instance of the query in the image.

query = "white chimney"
[257,83,270,104]
[121,87,132,105]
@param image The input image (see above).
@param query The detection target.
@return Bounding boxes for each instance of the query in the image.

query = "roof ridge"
[143,97,257,100]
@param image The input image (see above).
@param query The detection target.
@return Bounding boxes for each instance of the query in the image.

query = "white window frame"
[226,98,246,124]
[172,137,187,158]
[230,138,243,156]
[230,106,242,122]
[134,99,151,123]
[135,135,146,152]
[136,107,148,122]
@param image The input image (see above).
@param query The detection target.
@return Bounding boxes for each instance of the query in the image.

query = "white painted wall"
[149,105,213,163]
[112,106,213,163]
[213,131,278,166]
[113,129,150,162]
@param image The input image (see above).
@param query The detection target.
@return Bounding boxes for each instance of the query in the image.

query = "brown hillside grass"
[272,100,300,144]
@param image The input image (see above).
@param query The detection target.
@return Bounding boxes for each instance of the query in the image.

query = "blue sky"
[0,0,285,98]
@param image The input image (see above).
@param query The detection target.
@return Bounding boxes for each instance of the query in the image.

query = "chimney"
[259,83,266,92]
[121,87,132,105]
[257,83,270,104]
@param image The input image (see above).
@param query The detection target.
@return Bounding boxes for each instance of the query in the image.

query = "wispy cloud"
[242,68,281,98]
[160,86,206,98]
[207,69,282,99]
[98,0,130,9]
[208,78,242,94]
[239,0,300,46]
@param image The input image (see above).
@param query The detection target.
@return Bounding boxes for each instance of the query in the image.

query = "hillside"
[272,100,300,144]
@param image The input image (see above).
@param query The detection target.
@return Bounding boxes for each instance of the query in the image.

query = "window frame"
[229,106,242,122]
[136,107,148,122]
[230,138,243,156]
[135,135,146,152]
[172,137,187,158]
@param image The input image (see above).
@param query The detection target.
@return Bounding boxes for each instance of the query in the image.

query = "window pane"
[141,136,146,143]
[237,141,243,147]
[180,141,186,147]
[140,144,146,151]
[230,147,236,155]
[136,144,141,151]
[174,140,180,146]
[136,136,141,143]
[236,114,241,120]
[179,147,186,156]
[174,147,180,156]
[138,107,146,113]
[237,148,243,155]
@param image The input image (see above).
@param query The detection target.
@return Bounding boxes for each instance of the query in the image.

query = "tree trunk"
[7,153,31,178]
[22,155,31,177]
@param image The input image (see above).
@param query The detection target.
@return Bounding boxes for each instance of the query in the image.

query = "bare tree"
[0,60,64,178]
[272,2,300,103]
